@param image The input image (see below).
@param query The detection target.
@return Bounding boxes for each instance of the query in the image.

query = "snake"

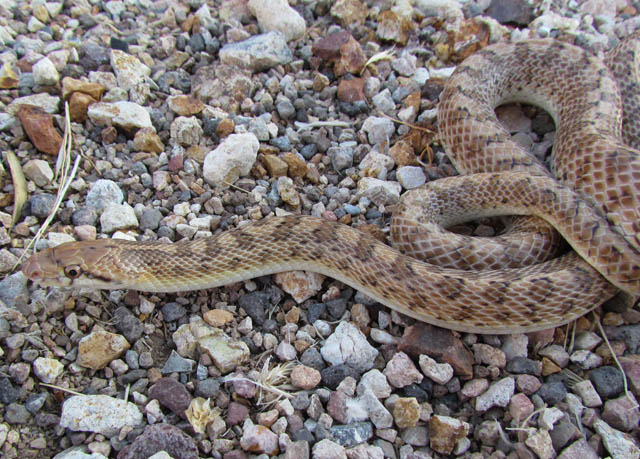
[21,37,640,334]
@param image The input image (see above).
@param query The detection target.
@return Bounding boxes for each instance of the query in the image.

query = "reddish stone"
[17,105,62,156]
[312,31,351,60]
[398,323,474,379]
[337,78,365,102]
[69,92,96,122]
[335,35,366,76]
[101,126,118,144]
[148,377,191,418]
[312,31,366,76]
[168,153,184,172]
[227,401,250,426]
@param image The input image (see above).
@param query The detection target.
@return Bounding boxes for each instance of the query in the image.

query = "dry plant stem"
[6,150,27,232]
[595,317,637,407]
[14,102,80,272]
[38,383,84,397]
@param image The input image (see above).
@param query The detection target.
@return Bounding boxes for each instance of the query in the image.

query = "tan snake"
[22,38,640,334]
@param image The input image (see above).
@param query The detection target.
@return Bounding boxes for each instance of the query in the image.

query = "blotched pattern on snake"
[22,37,640,334]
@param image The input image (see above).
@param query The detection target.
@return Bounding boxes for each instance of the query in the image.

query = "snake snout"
[22,255,44,281]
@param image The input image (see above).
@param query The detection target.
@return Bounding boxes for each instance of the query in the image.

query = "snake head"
[21,240,126,289]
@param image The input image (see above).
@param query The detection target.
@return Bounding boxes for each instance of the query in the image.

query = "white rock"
[360,388,393,428]
[104,1,125,18]
[429,66,456,79]
[357,369,392,398]
[7,93,60,115]
[170,116,203,146]
[530,12,579,35]
[361,116,395,145]
[320,322,378,373]
[357,177,401,205]
[475,377,515,411]
[396,166,426,189]
[203,133,259,187]
[100,203,139,233]
[0,423,8,449]
[570,350,603,369]
[33,57,60,85]
[23,159,54,187]
[33,357,63,384]
[87,101,153,130]
[248,0,306,41]
[274,271,325,303]
[27,17,45,33]
[198,328,250,373]
[359,151,395,179]
[419,354,454,385]
[110,49,150,91]
[52,446,108,459]
[525,429,554,459]
[539,407,564,430]
[60,395,142,436]
[312,438,346,459]
[415,0,464,23]
[47,232,76,246]
[594,419,640,459]
[574,380,602,408]
[0,113,16,130]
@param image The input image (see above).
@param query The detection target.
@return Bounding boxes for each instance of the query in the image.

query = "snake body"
[22,38,640,334]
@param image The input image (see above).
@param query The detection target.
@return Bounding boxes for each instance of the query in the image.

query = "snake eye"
[64,265,82,279]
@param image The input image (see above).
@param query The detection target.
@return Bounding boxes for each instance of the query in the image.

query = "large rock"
[203,133,259,187]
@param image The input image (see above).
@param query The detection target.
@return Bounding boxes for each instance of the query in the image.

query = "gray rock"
[536,381,567,404]
[86,180,124,212]
[5,403,31,424]
[276,99,296,119]
[0,272,29,312]
[162,350,195,374]
[72,208,98,226]
[30,193,56,218]
[219,31,293,72]
[329,145,354,171]
[372,88,396,114]
[195,378,220,398]
[25,393,48,414]
[113,307,144,343]
[330,422,374,448]
[139,208,163,230]
[589,366,624,399]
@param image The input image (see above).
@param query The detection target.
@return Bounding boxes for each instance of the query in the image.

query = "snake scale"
[22,37,640,334]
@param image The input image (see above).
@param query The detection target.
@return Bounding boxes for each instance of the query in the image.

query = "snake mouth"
[21,251,70,287]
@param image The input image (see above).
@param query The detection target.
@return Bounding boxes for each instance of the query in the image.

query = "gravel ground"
[1,0,640,458]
